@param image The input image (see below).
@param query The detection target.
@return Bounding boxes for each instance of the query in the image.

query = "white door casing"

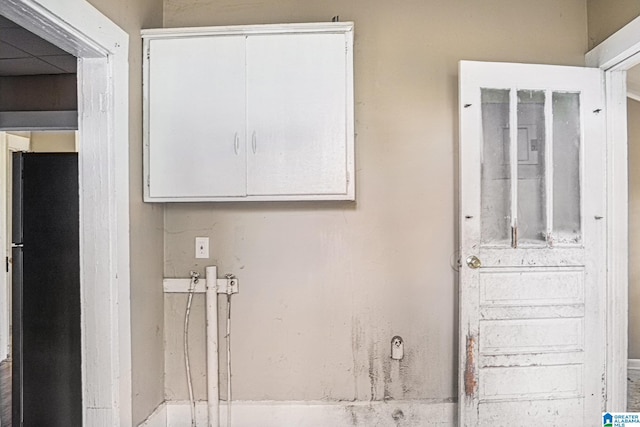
[585,15,640,410]
[0,0,131,425]
[459,61,606,425]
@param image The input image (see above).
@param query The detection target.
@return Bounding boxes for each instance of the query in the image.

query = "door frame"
[586,16,640,411]
[0,0,131,425]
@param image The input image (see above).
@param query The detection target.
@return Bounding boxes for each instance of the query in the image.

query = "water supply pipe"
[205,265,219,427]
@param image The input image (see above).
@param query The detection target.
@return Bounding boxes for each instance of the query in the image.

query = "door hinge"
[147,47,150,60]
[511,225,518,249]
[147,175,150,187]
[5,257,8,273]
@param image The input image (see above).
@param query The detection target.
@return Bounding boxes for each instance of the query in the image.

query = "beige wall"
[84,0,165,424]
[629,98,640,359]
[587,0,640,49]
[161,0,589,402]
[30,131,76,153]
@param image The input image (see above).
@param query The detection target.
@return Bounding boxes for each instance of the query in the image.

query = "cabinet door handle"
[234,133,240,155]
[252,131,257,154]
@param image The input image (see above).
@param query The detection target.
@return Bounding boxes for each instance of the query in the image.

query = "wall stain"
[382,355,392,400]
[349,406,358,426]
[392,408,405,424]
[351,317,364,401]
[399,348,411,396]
[368,340,376,401]
[464,333,477,398]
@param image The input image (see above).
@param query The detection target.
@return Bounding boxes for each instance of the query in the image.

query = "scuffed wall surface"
[587,0,640,49]
[629,98,640,360]
[162,0,588,402]
[85,0,165,424]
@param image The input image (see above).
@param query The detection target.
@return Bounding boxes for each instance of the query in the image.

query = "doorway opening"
[626,66,640,411]
[0,0,131,424]
[0,12,80,425]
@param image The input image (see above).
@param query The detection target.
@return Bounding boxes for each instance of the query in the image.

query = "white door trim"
[0,0,131,425]
[585,16,640,412]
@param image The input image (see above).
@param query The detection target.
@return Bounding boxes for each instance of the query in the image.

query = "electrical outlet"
[195,237,209,259]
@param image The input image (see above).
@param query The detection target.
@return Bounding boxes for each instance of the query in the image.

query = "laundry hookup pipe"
[205,265,219,427]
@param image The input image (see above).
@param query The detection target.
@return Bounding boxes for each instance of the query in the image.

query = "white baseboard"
[138,402,167,427]
[629,359,640,370]
[141,400,456,426]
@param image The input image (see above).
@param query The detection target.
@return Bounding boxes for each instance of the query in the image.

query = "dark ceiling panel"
[0,58,67,76]
[0,14,76,76]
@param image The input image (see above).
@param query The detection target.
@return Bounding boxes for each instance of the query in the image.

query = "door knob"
[466,255,481,269]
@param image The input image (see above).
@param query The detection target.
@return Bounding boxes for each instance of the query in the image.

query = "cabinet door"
[147,36,246,199]
[246,33,349,197]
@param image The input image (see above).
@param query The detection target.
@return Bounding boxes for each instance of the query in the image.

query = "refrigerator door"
[10,245,22,427]
[12,152,81,426]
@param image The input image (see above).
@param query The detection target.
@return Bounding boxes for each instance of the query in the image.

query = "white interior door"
[459,61,606,426]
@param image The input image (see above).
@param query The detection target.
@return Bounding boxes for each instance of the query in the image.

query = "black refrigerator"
[11,152,82,426]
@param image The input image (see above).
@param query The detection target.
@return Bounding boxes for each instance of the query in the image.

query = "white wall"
[161,0,589,403]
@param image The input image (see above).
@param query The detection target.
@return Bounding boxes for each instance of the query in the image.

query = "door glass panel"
[481,88,511,245]
[517,90,546,244]
[553,92,581,243]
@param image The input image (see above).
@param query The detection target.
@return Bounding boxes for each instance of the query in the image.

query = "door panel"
[246,33,348,196]
[459,61,606,426]
[147,36,247,198]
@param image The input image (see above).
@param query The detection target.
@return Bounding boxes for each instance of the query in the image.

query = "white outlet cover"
[195,237,209,258]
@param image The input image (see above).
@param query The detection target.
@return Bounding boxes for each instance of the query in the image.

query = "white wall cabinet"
[142,23,354,202]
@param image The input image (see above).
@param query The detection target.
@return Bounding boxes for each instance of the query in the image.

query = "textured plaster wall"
[84,0,165,424]
[587,0,640,49]
[161,0,588,403]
